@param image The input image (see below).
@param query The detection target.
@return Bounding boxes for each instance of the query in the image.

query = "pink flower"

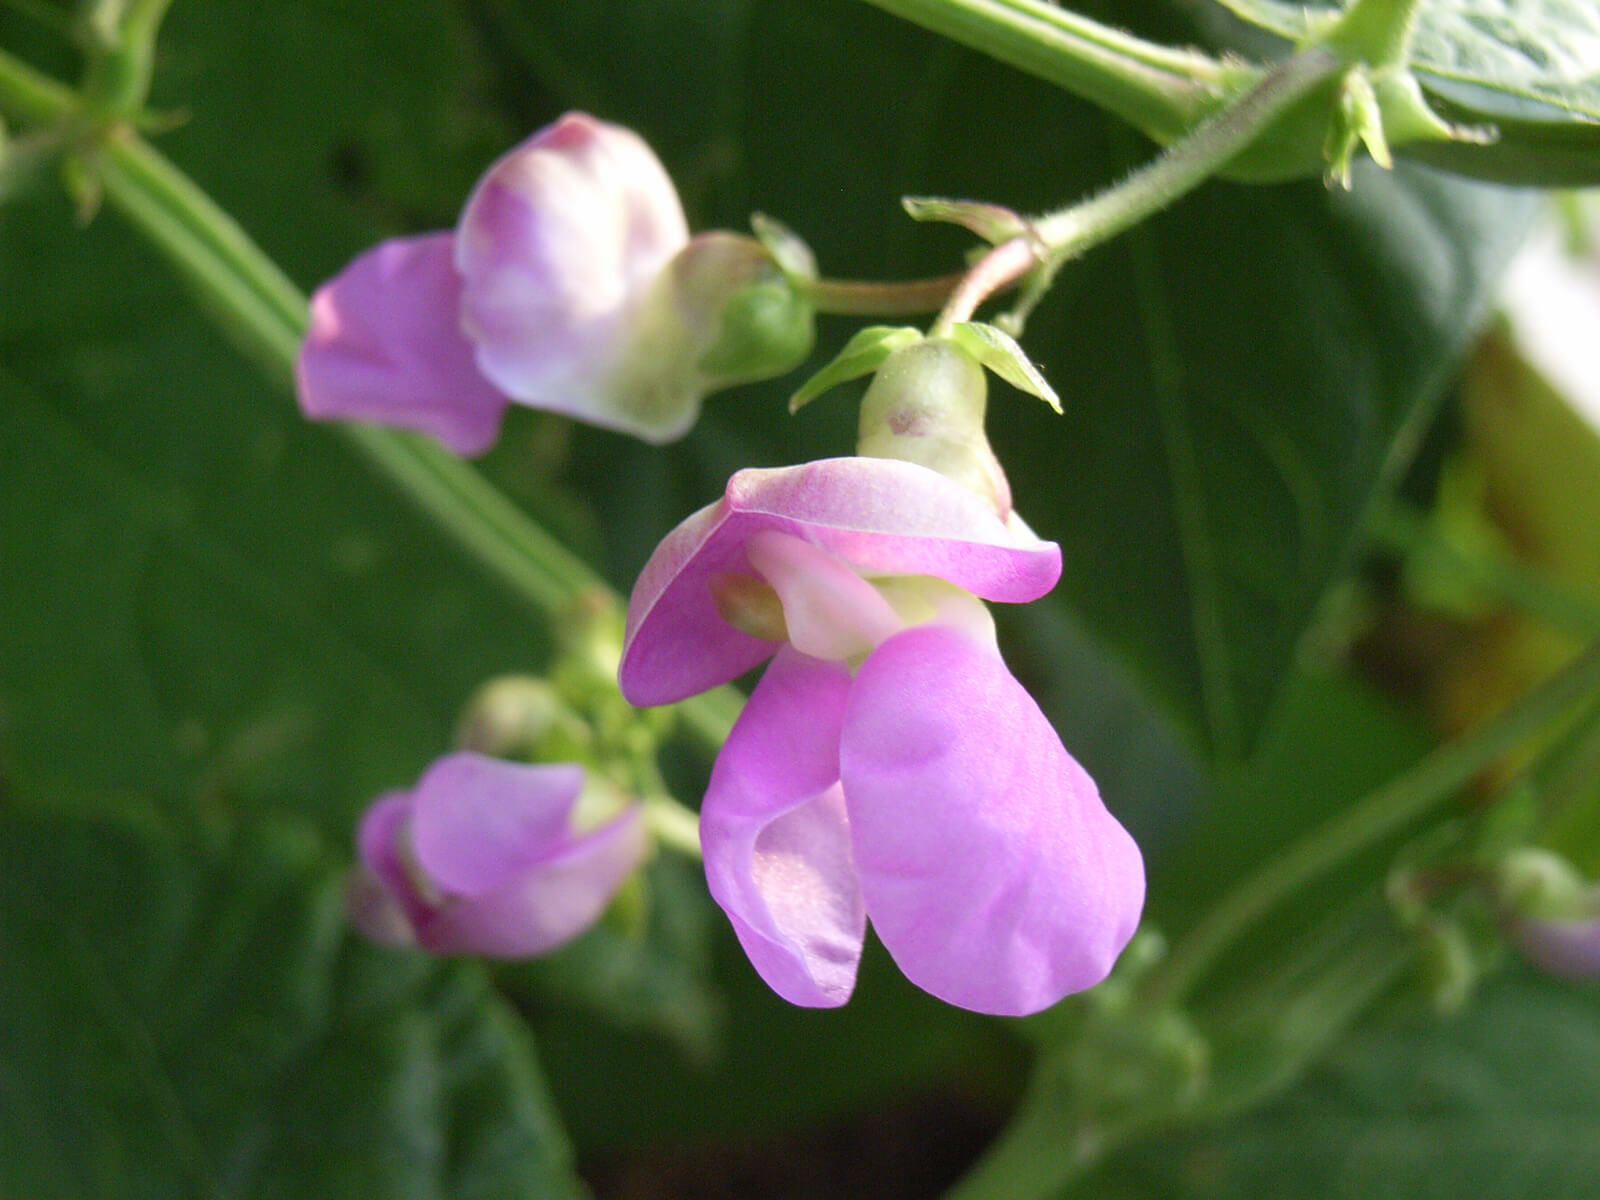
[297,113,699,450]
[619,457,1145,1015]
[348,752,646,957]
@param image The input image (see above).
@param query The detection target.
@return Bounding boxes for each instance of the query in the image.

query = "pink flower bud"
[348,752,646,957]
[297,113,811,451]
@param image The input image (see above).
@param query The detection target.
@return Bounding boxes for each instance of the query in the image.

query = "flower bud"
[348,752,647,958]
[1494,848,1600,979]
[856,340,1012,518]
[453,676,592,762]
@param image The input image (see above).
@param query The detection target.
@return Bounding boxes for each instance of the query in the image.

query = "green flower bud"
[856,339,1012,517]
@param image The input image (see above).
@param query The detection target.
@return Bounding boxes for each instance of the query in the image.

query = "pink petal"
[620,458,1062,707]
[455,112,691,438]
[745,530,903,661]
[841,625,1145,1016]
[354,789,432,931]
[700,648,866,1007]
[296,233,508,455]
[409,753,586,898]
[417,806,648,957]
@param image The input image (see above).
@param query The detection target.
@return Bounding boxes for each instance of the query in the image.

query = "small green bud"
[661,231,815,389]
[454,676,593,763]
[1494,847,1596,921]
[856,339,1012,517]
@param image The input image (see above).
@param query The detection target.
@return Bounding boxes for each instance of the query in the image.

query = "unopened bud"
[1494,848,1600,979]
[454,676,592,763]
[856,340,1012,518]
[657,231,815,390]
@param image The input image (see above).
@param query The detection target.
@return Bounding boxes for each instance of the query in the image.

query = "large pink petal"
[417,806,647,957]
[700,648,866,1007]
[455,112,690,435]
[841,625,1145,1016]
[296,233,508,455]
[409,753,585,898]
[619,458,1062,706]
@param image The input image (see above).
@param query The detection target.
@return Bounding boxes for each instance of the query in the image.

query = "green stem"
[857,0,1229,143]
[643,794,704,860]
[803,271,966,317]
[1367,501,1600,640]
[1142,635,1600,1009]
[1030,47,1340,267]
[924,48,1341,331]
[0,43,742,753]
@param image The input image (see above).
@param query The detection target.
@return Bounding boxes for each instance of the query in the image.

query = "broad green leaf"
[1209,0,1600,184]
[1086,970,1600,1199]
[0,800,583,1200]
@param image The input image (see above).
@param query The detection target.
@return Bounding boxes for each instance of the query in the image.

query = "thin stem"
[858,0,1229,144]
[1031,47,1341,267]
[643,794,704,861]
[0,45,743,753]
[1142,636,1600,1009]
[803,271,966,317]
[929,236,1035,333]
[0,42,77,125]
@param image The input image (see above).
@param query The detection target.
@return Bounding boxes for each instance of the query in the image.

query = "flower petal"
[417,805,648,957]
[620,457,1061,706]
[296,233,508,455]
[745,530,902,661]
[701,648,866,1007]
[841,625,1145,1016]
[455,112,691,438]
[409,753,586,898]
[354,789,432,931]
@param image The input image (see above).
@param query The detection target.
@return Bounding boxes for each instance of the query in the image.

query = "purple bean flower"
[1505,912,1600,979]
[299,112,800,451]
[619,457,1145,1015]
[348,751,646,957]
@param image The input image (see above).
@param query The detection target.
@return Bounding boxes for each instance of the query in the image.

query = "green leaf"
[0,799,584,1200]
[1209,0,1600,184]
[902,194,1029,242]
[1086,970,1600,1199]
[788,324,923,412]
[948,321,1063,412]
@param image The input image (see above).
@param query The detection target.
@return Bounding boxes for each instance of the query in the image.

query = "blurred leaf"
[1209,0,1600,184]
[1085,969,1600,1199]
[0,799,583,1200]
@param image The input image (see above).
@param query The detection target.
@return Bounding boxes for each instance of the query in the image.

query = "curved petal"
[455,112,691,437]
[745,531,902,661]
[296,233,508,455]
[409,753,586,898]
[354,789,433,932]
[620,458,1061,706]
[701,648,866,1007]
[418,806,648,957]
[841,625,1145,1016]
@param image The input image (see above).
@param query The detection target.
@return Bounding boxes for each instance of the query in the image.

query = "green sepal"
[789,324,923,413]
[749,212,817,282]
[947,321,1062,413]
[902,195,1028,244]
